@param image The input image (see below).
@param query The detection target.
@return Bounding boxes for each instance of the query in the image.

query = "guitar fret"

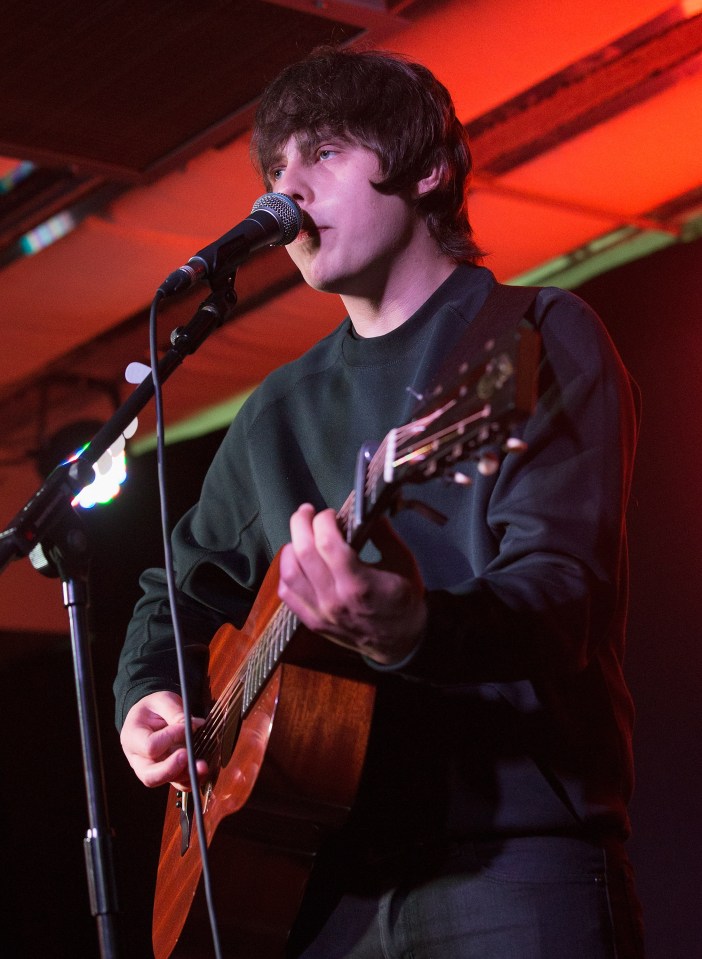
[267,630,275,672]
[253,646,264,697]
[285,610,297,648]
[276,618,284,656]
[243,671,254,712]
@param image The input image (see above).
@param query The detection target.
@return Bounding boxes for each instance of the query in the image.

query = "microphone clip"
[170,282,238,356]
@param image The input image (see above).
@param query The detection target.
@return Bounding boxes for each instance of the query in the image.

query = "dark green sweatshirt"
[114,264,638,854]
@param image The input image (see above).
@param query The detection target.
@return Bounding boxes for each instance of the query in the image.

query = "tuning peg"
[405,385,424,402]
[504,437,528,454]
[446,470,472,486]
[477,451,500,476]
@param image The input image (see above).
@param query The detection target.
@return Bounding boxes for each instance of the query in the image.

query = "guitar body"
[152,557,377,959]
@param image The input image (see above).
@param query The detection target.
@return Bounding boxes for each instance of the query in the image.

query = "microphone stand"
[0,280,238,958]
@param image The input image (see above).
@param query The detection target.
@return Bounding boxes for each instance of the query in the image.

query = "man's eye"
[271,168,284,180]
[318,149,336,161]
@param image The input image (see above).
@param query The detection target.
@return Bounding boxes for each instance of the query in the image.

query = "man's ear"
[413,163,445,198]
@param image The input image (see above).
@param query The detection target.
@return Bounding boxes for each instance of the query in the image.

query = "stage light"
[0,160,35,194]
[67,442,127,510]
[19,210,77,255]
[35,419,135,509]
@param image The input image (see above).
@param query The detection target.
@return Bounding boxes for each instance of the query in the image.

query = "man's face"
[267,136,420,303]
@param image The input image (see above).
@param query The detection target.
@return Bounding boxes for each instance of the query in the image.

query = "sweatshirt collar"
[341,264,493,367]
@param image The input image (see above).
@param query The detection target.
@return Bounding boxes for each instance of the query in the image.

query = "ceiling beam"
[468,9,702,175]
[471,175,685,237]
[257,0,411,31]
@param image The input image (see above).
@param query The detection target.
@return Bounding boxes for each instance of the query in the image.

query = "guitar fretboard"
[242,604,299,712]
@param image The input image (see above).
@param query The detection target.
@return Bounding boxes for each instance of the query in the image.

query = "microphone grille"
[251,192,303,245]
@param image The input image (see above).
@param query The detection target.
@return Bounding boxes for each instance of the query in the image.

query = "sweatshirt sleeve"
[393,289,639,687]
[113,399,269,730]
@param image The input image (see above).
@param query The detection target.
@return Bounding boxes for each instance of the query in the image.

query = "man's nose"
[278,160,313,205]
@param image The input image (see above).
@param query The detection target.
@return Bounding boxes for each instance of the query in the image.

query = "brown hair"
[251,46,483,265]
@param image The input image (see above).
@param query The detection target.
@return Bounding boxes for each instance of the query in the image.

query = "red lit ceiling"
[1,0,701,630]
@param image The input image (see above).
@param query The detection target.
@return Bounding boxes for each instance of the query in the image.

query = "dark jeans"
[291,836,645,959]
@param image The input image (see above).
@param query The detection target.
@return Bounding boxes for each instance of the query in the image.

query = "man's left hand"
[278,503,427,666]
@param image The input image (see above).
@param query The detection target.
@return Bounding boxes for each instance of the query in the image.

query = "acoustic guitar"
[152,325,540,958]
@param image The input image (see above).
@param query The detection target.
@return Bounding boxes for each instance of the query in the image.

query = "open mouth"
[293,211,325,243]
[294,223,324,244]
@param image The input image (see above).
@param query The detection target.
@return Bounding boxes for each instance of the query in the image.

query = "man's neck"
[341,254,457,338]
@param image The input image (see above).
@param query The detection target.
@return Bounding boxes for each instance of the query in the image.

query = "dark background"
[1,237,701,957]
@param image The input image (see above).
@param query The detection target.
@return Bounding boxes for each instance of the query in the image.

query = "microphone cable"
[148,287,224,959]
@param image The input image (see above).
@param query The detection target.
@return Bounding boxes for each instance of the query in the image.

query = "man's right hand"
[120,691,208,792]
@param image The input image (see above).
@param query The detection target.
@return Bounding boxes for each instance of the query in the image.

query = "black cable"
[148,290,223,959]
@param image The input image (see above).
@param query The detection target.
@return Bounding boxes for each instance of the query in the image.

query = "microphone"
[158,192,303,296]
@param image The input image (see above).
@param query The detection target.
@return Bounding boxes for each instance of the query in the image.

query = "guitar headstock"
[342,326,541,547]
[393,325,541,486]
